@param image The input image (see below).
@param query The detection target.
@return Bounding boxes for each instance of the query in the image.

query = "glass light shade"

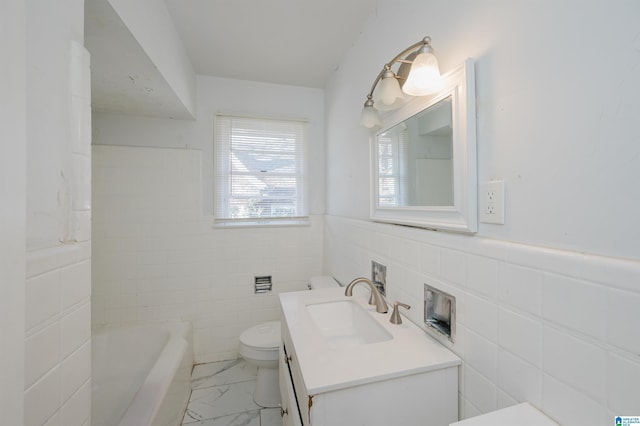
[402,51,441,96]
[360,103,381,128]
[373,96,406,111]
[374,74,404,106]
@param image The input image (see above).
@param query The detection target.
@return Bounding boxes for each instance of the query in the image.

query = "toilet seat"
[239,321,280,351]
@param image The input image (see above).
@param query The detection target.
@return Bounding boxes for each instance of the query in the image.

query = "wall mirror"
[370,58,477,233]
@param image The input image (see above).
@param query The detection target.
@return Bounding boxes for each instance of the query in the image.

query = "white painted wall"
[91,76,325,362]
[108,0,197,117]
[324,1,640,424]
[0,1,26,424]
[326,0,640,260]
[24,1,92,424]
[93,75,326,215]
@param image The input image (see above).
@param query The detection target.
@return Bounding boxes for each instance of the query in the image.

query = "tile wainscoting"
[323,214,640,425]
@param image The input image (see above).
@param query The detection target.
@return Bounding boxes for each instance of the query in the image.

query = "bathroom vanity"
[278,287,461,426]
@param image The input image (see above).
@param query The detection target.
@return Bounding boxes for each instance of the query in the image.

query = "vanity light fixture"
[360,36,441,128]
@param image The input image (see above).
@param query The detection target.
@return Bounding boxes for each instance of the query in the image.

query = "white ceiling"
[163,0,377,88]
[85,0,377,118]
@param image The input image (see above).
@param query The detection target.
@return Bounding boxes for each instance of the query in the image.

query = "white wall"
[0,1,26,424]
[324,1,640,424]
[24,1,92,424]
[107,0,197,117]
[91,76,325,362]
[327,0,640,260]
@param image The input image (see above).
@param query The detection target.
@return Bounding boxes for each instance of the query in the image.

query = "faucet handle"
[390,301,411,324]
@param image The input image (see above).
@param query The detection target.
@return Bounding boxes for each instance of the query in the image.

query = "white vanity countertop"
[279,287,461,395]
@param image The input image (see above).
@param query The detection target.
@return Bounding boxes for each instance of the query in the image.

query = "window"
[214,114,307,226]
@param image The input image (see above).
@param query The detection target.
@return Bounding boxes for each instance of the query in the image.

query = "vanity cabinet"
[279,303,459,426]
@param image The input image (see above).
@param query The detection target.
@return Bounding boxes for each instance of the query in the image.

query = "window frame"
[213,113,309,228]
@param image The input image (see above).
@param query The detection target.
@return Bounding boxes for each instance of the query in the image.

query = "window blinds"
[377,126,408,207]
[214,114,307,223]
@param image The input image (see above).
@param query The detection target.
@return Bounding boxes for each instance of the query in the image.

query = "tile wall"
[23,30,92,426]
[24,245,92,426]
[324,215,640,425]
[92,145,323,363]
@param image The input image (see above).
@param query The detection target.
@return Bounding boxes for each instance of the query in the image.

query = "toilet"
[239,320,281,407]
[239,276,340,407]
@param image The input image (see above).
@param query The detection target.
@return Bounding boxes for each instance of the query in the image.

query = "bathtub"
[91,322,193,426]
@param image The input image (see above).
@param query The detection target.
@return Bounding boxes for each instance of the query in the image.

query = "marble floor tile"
[183,381,260,424]
[192,359,257,390]
[261,408,283,426]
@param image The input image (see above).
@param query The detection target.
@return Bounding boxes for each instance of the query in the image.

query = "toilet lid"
[240,321,281,349]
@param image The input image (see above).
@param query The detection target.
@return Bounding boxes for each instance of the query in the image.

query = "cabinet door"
[280,345,302,426]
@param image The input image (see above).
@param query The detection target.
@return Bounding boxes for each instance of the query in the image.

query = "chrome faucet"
[344,277,388,313]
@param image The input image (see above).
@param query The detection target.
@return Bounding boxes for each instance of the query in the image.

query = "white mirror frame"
[370,58,477,233]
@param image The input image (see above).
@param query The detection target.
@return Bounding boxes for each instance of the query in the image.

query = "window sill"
[213,218,310,229]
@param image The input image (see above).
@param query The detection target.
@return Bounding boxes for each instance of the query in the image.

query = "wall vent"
[254,275,272,294]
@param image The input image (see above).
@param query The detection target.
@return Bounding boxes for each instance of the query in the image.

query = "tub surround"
[92,144,323,363]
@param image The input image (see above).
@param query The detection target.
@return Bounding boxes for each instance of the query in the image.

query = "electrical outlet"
[479,180,505,224]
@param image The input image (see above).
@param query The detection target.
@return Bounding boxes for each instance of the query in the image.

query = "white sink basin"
[306,300,392,346]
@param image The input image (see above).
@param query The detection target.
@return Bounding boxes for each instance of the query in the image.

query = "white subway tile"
[498,308,541,366]
[25,322,61,389]
[24,367,61,426]
[25,271,61,330]
[371,232,390,258]
[463,399,482,419]
[466,255,500,298]
[607,353,640,413]
[61,303,91,358]
[507,243,581,278]
[71,211,92,242]
[420,243,439,275]
[403,239,421,271]
[464,294,498,342]
[61,342,90,401]
[542,326,606,401]
[578,253,640,292]
[61,381,90,426]
[542,273,606,339]
[71,153,91,211]
[465,329,498,381]
[497,348,541,406]
[607,288,640,355]
[542,374,606,426]
[388,236,405,263]
[60,260,90,310]
[402,269,422,300]
[43,411,61,426]
[496,390,518,410]
[497,263,541,315]
[464,365,497,414]
[441,249,466,285]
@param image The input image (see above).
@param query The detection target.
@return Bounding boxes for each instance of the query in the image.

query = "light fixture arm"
[364,37,433,99]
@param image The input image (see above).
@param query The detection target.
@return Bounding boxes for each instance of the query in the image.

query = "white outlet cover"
[479,180,505,224]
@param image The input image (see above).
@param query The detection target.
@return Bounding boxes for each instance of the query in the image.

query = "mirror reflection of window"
[377,124,408,207]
